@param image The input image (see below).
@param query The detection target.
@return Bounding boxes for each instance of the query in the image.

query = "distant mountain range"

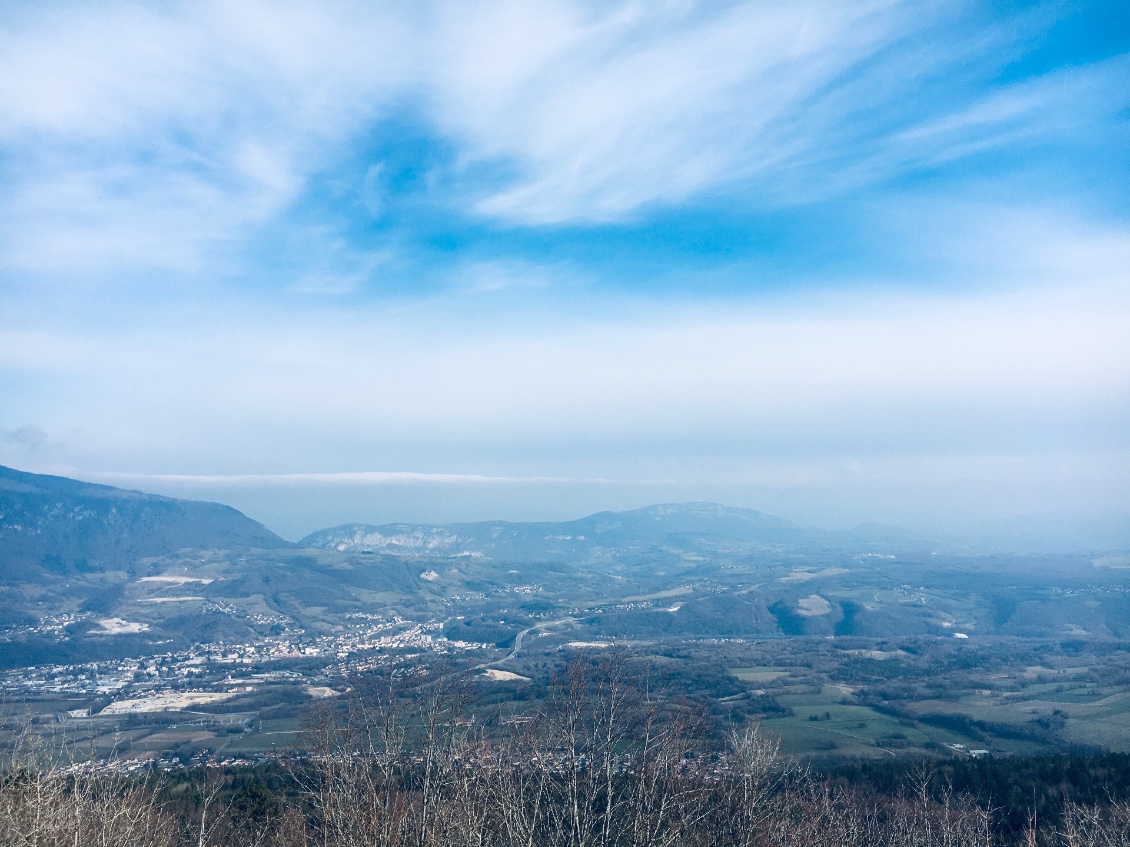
[299,502,816,560]
[0,466,929,592]
[2,466,1127,587]
[0,465,290,580]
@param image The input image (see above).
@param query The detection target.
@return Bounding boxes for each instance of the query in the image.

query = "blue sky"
[1,0,1128,538]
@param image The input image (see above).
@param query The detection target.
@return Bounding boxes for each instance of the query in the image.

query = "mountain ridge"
[0,465,291,579]
[299,501,823,559]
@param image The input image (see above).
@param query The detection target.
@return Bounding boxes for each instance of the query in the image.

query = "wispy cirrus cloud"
[0,1,411,273]
[428,1,1128,224]
[439,0,909,223]
[3,1,1122,276]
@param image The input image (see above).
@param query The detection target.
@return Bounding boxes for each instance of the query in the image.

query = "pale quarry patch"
[99,691,236,714]
[795,594,832,617]
[844,649,908,660]
[304,686,339,698]
[93,618,149,634]
[141,596,204,603]
[1093,555,1130,570]
[419,569,440,581]
[481,669,530,682]
[137,576,215,584]
[779,567,849,583]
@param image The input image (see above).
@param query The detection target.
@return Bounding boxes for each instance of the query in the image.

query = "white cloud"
[452,259,561,295]
[4,235,1126,465]
[0,1,411,272]
[432,0,910,222]
[2,424,47,449]
[2,0,1115,273]
[869,54,1130,179]
[0,2,410,140]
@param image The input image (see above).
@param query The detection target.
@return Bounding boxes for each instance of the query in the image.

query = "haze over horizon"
[2,1,1128,538]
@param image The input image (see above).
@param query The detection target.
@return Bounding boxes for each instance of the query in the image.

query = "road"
[473,616,577,671]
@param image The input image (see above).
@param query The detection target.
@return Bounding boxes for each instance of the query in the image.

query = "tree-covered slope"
[0,465,290,580]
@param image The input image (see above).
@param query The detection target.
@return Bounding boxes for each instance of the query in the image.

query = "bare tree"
[488,710,553,847]
[301,676,410,847]
[0,727,173,847]
[710,719,797,847]
[1056,800,1130,847]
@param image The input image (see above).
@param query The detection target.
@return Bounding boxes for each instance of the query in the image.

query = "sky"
[1,0,1128,540]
